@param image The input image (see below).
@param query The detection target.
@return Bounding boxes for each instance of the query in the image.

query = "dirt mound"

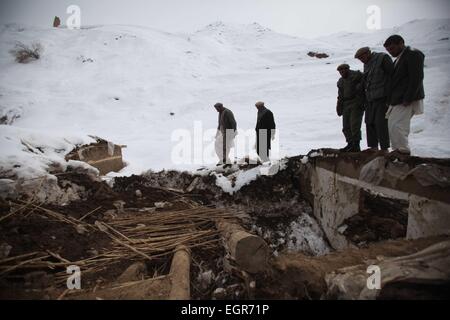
[255,235,450,299]
[140,157,311,218]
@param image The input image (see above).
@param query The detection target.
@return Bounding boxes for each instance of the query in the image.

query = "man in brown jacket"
[214,102,237,165]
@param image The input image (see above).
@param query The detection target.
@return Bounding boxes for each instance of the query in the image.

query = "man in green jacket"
[336,64,365,152]
[214,102,237,165]
[355,46,394,152]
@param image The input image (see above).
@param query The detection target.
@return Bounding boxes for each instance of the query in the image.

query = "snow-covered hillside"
[0,19,449,180]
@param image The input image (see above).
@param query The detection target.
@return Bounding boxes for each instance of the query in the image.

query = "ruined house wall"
[65,139,124,175]
[301,150,450,250]
[310,166,360,250]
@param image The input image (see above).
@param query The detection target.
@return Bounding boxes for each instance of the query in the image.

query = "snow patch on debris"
[252,210,331,257]
[214,159,288,194]
[0,126,102,203]
[0,125,94,180]
[287,214,331,256]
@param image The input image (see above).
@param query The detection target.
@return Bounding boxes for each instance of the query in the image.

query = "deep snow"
[0,19,449,181]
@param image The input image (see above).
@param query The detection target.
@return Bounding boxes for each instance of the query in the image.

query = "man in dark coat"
[214,102,237,165]
[336,63,365,152]
[384,35,425,155]
[355,46,394,152]
[255,101,276,162]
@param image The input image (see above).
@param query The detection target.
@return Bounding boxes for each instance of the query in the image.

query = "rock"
[212,287,226,299]
[76,224,88,235]
[198,270,214,289]
[337,224,348,234]
[408,164,450,188]
[138,207,156,213]
[113,200,126,213]
[315,53,329,58]
[359,157,386,185]
[53,16,61,28]
[116,262,147,283]
[154,201,171,209]
[103,209,118,219]
[135,189,142,198]
[307,51,329,59]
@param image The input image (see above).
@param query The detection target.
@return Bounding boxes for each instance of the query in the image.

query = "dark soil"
[343,190,408,245]
[0,172,249,300]
[0,173,197,299]
[0,213,110,261]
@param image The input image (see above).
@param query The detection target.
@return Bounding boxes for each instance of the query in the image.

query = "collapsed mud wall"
[65,138,125,175]
[299,149,450,250]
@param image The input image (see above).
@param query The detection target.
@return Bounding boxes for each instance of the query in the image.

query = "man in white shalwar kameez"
[383,35,425,155]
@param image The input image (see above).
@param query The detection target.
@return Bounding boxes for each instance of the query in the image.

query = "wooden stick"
[79,206,102,221]
[0,255,51,277]
[98,227,153,261]
[46,250,71,264]
[57,289,70,300]
[97,221,137,244]
[0,251,41,264]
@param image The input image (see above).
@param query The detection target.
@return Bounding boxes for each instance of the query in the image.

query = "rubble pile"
[1,147,449,299]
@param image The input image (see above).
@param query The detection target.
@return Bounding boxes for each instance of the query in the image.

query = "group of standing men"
[212,34,425,166]
[213,101,275,166]
[336,34,425,154]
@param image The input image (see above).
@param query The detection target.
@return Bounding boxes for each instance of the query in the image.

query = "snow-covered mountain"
[0,19,449,180]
